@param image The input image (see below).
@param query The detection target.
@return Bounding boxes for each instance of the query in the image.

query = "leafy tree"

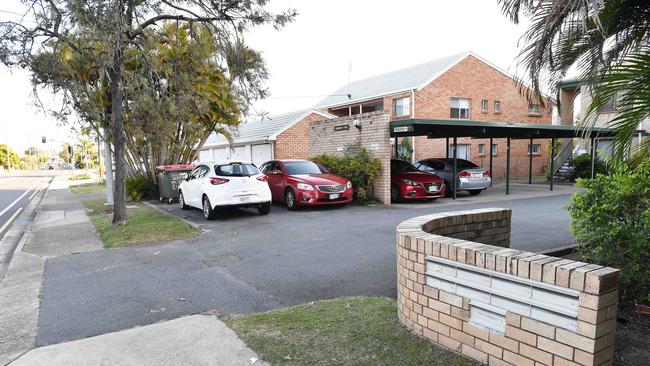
[0,144,19,169]
[0,1,295,226]
[498,0,650,162]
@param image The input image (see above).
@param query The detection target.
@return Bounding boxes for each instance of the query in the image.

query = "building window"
[600,96,616,113]
[481,99,488,113]
[494,100,501,113]
[478,144,486,155]
[528,144,541,155]
[528,103,541,115]
[394,97,410,117]
[491,144,498,155]
[450,97,470,119]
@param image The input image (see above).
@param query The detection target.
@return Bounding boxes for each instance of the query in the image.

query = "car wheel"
[391,185,400,203]
[258,202,271,215]
[202,195,215,220]
[468,189,482,196]
[179,191,189,210]
[285,189,298,210]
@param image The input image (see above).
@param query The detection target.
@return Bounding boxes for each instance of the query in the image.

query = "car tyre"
[391,185,400,203]
[258,202,271,215]
[285,188,298,210]
[443,180,453,197]
[179,191,189,210]
[468,189,482,196]
[202,195,216,220]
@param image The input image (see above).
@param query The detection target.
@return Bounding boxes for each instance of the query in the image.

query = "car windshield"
[392,160,419,173]
[284,161,328,175]
[214,163,260,177]
[443,159,479,169]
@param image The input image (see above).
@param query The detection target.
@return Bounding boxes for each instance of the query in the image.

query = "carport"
[390,119,616,199]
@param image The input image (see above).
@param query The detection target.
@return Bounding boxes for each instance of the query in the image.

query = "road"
[36,191,576,346]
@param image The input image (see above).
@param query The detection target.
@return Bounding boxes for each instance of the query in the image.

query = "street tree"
[0,1,295,226]
[498,0,650,162]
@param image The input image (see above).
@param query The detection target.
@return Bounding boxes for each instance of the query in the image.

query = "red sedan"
[260,159,353,210]
[391,159,445,202]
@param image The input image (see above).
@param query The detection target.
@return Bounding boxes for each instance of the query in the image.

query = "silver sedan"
[413,158,491,196]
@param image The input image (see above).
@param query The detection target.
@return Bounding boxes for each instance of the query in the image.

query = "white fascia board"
[318,89,414,110]
[268,109,336,140]
[201,137,272,149]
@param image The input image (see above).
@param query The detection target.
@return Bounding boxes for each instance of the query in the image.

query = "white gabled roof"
[203,109,334,148]
[315,51,471,109]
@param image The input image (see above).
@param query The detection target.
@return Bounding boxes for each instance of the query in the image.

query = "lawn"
[70,183,106,195]
[228,297,476,366]
[83,199,201,248]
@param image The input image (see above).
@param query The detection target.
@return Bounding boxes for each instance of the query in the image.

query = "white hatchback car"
[178,162,272,219]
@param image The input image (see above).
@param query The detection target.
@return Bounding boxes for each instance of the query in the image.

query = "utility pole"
[103,128,114,205]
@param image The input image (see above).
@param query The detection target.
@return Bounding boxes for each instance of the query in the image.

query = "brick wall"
[275,112,328,160]
[309,112,391,204]
[396,208,619,366]
[408,55,552,178]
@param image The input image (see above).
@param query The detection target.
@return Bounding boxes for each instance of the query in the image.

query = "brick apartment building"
[314,52,555,179]
[200,51,555,179]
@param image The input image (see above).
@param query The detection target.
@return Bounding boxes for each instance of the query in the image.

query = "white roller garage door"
[251,144,273,167]
[230,146,250,162]
[213,148,229,162]
[198,149,213,162]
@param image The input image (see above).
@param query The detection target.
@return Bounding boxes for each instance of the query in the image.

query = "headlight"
[401,179,420,186]
[346,181,352,189]
[296,183,314,191]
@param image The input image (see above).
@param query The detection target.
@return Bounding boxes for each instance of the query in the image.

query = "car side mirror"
[271,170,283,176]
[185,177,191,181]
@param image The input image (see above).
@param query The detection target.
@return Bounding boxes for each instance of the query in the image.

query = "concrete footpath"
[0,177,266,366]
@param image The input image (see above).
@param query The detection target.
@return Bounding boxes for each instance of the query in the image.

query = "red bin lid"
[156,164,195,172]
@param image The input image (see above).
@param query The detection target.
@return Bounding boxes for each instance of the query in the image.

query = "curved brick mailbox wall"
[396,208,619,366]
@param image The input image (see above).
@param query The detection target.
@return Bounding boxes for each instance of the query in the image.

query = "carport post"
[528,138,533,184]
[395,137,399,158]
[446,137,450,158]
[489,138,493,187]
[506,137,511,195]
[590,136,596,179]
[452,137,457,200]
[550,138,556,191]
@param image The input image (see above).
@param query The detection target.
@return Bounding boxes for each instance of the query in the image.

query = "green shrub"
[567,161,650,305]
[126,175,152,201]
[569,154,608,180]
[312,142,382,202]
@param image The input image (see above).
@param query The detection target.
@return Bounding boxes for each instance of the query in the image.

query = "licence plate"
[472,173,482,178]
[428,186,438,192]
[239,196,252,202]
[329,193,340,199]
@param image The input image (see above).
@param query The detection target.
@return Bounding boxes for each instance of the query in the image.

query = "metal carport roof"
[389,119,616,139]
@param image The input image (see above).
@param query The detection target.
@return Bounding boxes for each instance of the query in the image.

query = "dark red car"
[391,159,445,202]
[260,159,353,210]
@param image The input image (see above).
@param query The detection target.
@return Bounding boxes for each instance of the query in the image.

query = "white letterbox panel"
[425,257,580,332]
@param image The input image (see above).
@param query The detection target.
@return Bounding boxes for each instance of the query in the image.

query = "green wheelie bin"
[156,164,194,204]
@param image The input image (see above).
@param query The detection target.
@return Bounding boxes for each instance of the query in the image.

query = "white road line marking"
[0,207,23,234]
[0,183,37,218]
[29,187,40,200]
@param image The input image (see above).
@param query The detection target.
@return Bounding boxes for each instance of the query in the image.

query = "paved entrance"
[36,187,577,346]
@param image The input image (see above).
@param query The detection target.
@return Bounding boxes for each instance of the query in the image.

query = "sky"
[0,0,539,156]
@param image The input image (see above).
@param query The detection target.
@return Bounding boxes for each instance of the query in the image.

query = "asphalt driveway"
[37,191,576,346]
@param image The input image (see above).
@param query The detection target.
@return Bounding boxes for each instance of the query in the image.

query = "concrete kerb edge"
[0,177,53,285]
[141,201,204,231]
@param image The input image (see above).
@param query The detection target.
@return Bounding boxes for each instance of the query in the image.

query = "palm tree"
[498,0,650,163]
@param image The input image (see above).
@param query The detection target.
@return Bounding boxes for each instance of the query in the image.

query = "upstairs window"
[481,99,488,112]
[600,96,616,113]
[492,144,498,155]
[528,103,541,115]
[394,97,411,117]
[478,144,486,155]
[494,100,501,113]
[450,97,470,119]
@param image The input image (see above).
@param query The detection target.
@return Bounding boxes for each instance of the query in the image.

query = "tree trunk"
[109,40,128,226]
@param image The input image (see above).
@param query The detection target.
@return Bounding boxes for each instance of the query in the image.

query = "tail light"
[209,177,229,185]
[256,175,268,182]
[483,171,491,177]
[458,171,471,178]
